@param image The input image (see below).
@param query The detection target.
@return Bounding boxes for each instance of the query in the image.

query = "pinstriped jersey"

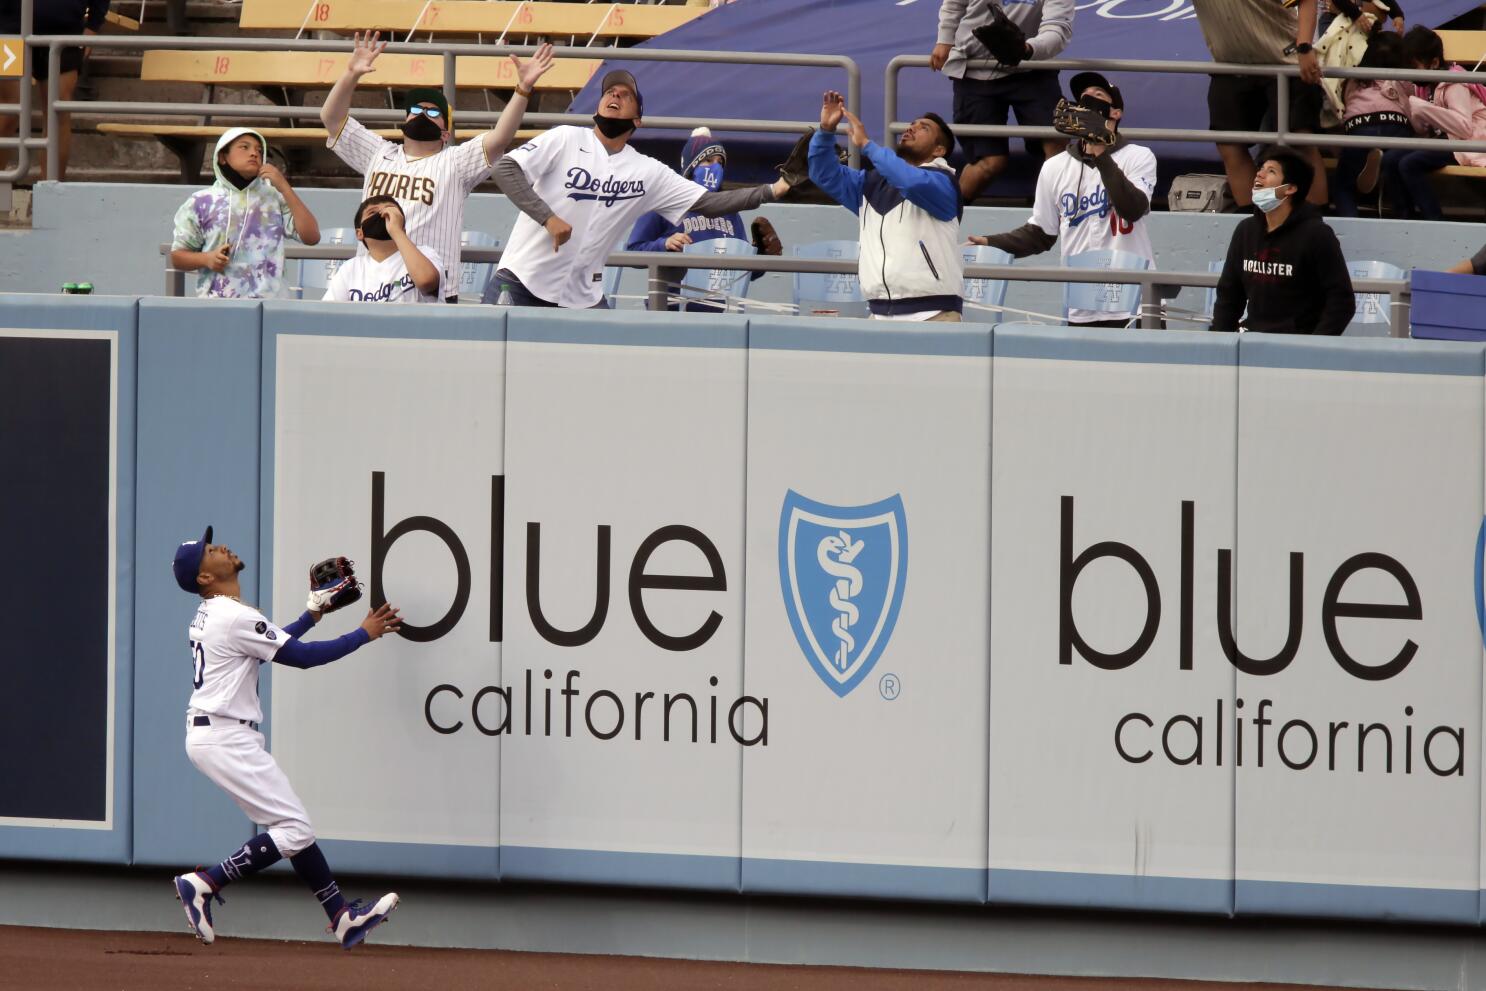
[328,116,494,299]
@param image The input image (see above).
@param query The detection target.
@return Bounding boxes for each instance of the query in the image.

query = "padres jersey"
[1028,142,1158,323]
[328,116,493,299]
[324,247,445,304]
[186,596,288,723]
[502,126,706,308]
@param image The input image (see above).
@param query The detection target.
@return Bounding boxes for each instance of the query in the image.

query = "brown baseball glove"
[751,217,782,256]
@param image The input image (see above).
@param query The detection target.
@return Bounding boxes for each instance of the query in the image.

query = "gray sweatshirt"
[936,0,1076,81]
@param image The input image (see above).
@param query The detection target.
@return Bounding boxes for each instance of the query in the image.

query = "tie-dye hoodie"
[171,128,301,298]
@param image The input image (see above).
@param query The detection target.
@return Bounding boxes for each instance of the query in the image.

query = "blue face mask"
[692,163,724,191]
[1252,185,1288,213]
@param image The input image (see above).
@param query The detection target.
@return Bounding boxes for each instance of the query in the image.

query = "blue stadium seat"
[1063,248,1150,326]
[458,231,501,302]
[792,240,867,318]
[603,266,624,309]
[1348,259,1406,336]
[961,244,1013,322]
[679,237,757,312]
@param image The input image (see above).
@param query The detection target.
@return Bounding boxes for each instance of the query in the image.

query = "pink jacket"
[1341,78,1412,125]
[1410,81,1486,167]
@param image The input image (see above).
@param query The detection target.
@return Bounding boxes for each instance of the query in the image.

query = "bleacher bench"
[1439,30,1486,64]
[238,0,706,39]
[96,122,541,182]
[140,49,600,90]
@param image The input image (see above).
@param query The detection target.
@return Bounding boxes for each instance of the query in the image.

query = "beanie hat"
[680,127,727,175]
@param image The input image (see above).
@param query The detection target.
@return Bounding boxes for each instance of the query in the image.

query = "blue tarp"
[569,0,1481,184]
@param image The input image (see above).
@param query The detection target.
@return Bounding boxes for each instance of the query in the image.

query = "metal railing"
[886,55,1486,156]
[10,32,861,181]
[0,0,40,183]
[159,243,1413,337]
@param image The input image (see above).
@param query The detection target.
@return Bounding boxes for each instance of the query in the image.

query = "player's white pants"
[185,716,315,857]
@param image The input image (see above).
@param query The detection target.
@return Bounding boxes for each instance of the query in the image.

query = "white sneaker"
[329,892,399,948]
[173,872,221,944]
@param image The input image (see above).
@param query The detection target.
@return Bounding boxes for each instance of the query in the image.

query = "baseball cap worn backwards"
[173,525,213,593]
[406,87,451,123]
[599,69,643,116]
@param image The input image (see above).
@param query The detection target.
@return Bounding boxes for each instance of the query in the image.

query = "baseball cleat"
[173,871,223,944]
[330,892,399,949]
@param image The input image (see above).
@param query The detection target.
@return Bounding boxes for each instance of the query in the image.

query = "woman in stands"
[1332,30,1412,216]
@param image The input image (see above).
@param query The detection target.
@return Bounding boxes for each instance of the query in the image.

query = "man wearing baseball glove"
[969,73,1157,328]
[626,126,784,312]
[931,0,1076,202]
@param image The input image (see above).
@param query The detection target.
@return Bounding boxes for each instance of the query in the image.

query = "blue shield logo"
[778,490,908,697]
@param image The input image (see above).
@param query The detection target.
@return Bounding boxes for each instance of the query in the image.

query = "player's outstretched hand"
[513,42,555,92]
[360,603,402,640]
[349,31,387,77]
[545,215,572,252]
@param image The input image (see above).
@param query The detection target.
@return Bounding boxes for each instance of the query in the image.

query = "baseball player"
[969,72,1157,328]
[169,527,404,948]
[319,33,554,302]
[487,69,795,308]
[324,196,443,304]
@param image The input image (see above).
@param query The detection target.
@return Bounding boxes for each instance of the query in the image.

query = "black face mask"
[593,114,637,139]
[1078,96,1114,119]
[401,115,444,142]
[360,213,391,241]
[218,160,252,190]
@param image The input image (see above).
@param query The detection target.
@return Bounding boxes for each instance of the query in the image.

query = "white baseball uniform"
[1027,142,1158,324]
[328,116,493,300]
[501,126,707,308]
[323,247,445,304]
[184,596,314,856]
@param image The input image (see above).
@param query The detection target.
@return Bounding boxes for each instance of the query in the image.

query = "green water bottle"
[76,283,93,295]
[61,282,78,294]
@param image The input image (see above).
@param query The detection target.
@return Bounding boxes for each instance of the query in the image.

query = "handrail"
[884,54,1486,155]
[157,243,1412,337]
[0,0,35,183]
[15,35,861,180]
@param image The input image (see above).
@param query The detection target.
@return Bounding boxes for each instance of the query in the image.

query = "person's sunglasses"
[408,105,444,119]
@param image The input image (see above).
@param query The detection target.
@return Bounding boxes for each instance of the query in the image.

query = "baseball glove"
[751,217,783,256]
[1053,98,1117,146]
[776,130,815,189]
[307,556,363,614]
[971,3,1028,67]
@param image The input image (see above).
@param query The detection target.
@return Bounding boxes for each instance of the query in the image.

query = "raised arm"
[482,44,555,162]
[273,603,401,670]
[381,203,440,295]
[321,31,386,132]
[808,92,866,212]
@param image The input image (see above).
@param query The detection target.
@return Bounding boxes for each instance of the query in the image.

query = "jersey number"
[1109,214,1134,236]
[191,641,206,689]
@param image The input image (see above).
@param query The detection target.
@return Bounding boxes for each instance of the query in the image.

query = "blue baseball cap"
[173,525,213,594]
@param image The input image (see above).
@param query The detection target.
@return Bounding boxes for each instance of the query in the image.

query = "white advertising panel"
[1232,340,1483,921]
[499,316,748,880]
[741,322,991,900]
[988,329,1238,911]
[271,333,505,847]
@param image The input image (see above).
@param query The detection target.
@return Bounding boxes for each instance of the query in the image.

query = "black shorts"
[952,70,1062,161]
[1207,73,1323,136]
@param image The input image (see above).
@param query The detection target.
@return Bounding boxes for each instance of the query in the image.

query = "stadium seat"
[960,244,1012,322]
[458,231,502,302]
[1062,248,1150,326]
[139,50,599,91]
[1348,259,1406,335]
[238,0,704,40]
[297,228,357,299]
[603,267,624,309]
[792,240,867,318]
[1437,30,1486,65]
[679,237,756,313]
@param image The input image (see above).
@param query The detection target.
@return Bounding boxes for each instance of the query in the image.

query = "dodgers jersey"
[328,116,494,299]
[187,596,288,723]
[502,126,708,308]
[324,247,445,304]
[1028,143,1158,323]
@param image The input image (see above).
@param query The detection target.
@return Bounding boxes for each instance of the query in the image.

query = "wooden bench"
[96,122,541,182]
[238,0,705,40]
[140,49,600,90]
[1439,30,1486,65]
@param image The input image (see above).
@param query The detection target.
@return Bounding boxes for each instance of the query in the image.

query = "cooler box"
[1411,268,1486,341]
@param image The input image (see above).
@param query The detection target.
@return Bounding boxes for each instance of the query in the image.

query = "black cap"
[1069,71,1123,110]
[598,69,643,117]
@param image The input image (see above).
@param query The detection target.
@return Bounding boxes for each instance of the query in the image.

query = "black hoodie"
[1212,202,1355,335]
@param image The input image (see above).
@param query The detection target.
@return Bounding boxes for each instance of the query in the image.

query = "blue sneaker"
[173,871,223,944]
[330,892,399,948]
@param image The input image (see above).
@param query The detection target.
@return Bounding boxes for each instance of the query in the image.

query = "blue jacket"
[808,132,964,315]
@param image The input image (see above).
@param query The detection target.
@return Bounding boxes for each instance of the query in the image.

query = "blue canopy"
[569,0,1480,185]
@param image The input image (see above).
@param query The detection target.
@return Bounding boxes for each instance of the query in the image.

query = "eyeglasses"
[408,105,444,119]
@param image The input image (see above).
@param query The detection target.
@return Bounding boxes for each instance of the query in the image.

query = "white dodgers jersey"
[187,596,288,723]
[324,247,445,304]
[328,116,494,299]
[1028,142,1158,323]
[501,126,706,308]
